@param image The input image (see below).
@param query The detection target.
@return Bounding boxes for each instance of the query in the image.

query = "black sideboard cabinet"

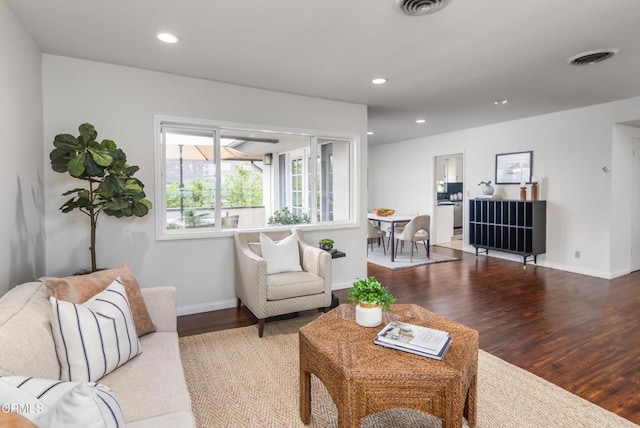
[468,199,546,266]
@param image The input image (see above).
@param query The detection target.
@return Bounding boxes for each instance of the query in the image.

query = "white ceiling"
[6,0,640,145]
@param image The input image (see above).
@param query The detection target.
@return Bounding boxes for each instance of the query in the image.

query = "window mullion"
[309,137,317,224]
[214,129,222,230]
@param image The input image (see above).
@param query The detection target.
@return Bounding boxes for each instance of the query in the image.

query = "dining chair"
[386,221,409,248]
[367,220,387,255]
[394,215,431,262]
[221,214,240,229]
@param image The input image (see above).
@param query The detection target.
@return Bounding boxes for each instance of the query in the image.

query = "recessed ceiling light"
[493,99,508,105]
[367,131,374,135]
[156,32,180,44]
[371,77,388,85]
[416,119,427,124]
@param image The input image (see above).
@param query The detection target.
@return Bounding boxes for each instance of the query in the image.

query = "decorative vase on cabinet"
[481,183,494,195]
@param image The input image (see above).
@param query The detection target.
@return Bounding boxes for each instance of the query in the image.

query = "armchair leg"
[258,319,265,337]
[423,240,430,259]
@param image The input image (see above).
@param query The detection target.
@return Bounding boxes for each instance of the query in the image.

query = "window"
[317,138,351,223]
[155,116,357,239]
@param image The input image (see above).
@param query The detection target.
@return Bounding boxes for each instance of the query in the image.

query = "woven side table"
[299,304,478,428]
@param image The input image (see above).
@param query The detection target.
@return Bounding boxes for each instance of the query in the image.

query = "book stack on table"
[374,321,452,361]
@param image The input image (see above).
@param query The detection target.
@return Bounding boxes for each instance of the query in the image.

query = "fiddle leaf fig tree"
[50,123,152,272]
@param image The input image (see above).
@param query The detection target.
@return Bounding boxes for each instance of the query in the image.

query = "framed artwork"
[495,151,532,184]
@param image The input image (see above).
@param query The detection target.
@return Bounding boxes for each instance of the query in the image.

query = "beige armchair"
[234,229,332,337]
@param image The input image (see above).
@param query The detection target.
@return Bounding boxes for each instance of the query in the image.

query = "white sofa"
[0,281,195,427]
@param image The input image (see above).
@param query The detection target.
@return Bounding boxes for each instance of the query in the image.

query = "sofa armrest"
[141,287,177,333]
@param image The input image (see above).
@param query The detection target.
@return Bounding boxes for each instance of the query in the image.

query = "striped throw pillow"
[50,278,141,382]
[0,376,125,428]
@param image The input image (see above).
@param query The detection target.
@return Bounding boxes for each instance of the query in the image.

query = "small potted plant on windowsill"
[267,206,310,225]
[348,276,396,327]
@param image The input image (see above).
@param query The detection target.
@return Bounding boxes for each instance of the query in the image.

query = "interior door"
[631,138,640,271]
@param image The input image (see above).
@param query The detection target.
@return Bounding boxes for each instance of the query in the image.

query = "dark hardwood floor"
[178,247,640,424]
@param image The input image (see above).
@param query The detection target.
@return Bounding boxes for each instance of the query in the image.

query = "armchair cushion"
[266,272,325,300]
[259,233,302,274]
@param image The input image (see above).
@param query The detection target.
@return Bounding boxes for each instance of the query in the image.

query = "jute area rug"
[179,316,637,428]
[366,244,460,270]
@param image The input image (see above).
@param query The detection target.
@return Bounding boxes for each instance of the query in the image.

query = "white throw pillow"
[50,278,141,382]
[259,233,302,274]
[0,376,125,428]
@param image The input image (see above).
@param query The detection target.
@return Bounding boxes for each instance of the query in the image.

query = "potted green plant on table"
[318,238,334,251]
[49,123,152,272]
[348,276,396,327]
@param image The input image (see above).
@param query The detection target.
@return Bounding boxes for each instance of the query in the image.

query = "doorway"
[631,138,640,271]
[433,153,464,249]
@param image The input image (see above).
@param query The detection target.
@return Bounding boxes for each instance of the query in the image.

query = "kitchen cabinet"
[435,204,454,244]
[453,202,462,228]
[436,155,463,183]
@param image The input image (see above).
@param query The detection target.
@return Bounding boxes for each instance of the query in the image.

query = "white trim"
[463,246,614,279]
[177,282,353,316]
[177,299,237,316]
[331,281,354,291]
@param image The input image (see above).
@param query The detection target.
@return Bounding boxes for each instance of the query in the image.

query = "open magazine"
[374,321,452,360]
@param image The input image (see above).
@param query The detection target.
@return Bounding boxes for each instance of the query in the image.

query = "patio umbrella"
[165,143,252,223]
[165,144,251,161]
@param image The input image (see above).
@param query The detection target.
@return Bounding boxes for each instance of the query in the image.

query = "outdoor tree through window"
[155,117,356,238]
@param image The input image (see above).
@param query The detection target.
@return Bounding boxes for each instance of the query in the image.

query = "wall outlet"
[574,250,581,259]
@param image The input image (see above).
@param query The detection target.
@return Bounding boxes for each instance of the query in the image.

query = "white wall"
[0,1,45,293]
[42,55,368,313]
[369,97,640,279]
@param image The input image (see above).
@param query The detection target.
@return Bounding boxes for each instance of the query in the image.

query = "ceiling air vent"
[396,0,452,16]
[567,48,619,66]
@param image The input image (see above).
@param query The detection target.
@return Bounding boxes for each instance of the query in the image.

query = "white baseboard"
[332,281,353,291]
[177,298,237,316]
[177,282,354,316]
[463,246,615,279]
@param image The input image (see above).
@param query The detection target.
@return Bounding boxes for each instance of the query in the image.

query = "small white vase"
[482,184,494,195]
[355,302,383,327]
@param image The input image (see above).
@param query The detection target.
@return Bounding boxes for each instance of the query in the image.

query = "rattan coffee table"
[299,304,478,428]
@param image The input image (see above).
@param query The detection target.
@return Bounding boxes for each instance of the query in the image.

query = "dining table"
[367,213,415,262]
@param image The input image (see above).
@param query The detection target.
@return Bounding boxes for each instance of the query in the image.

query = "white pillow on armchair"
[259,233,303,274]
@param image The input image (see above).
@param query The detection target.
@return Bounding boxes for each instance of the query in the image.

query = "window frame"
[154,115,360,240]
